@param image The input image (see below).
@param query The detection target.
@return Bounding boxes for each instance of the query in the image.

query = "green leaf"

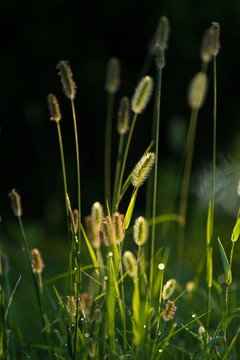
[217,238,232,284]
[231,217,240,242]
[132,277,141,345]
[124,188,138,229]
[81,224,99,275]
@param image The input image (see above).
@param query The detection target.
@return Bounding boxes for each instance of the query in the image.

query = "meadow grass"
[1,16,240,360]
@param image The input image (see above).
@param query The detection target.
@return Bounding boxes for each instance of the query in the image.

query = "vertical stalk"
[112,133,124,213]
[105,92,115,208]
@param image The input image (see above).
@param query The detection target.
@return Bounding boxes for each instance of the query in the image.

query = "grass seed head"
[117,96,130,134]
[162,278,177,300]
[85,215,101,249]
[157,15,170,51]
[201,27,215,63]
[131,76,154,114]
[57,60,76,100]
[91,202,104,231]
[187,72,208,110]
[211,22,220,56]
[113,212,125,244]
[31,248,45,274]
[9,189,22,217]
[105,57,120,94]
[123,251,137,279]
[163,300,177,321]
[131,152,155,188]
[102,216,114,246]
[47,93,62,122]
[133,216,148,246]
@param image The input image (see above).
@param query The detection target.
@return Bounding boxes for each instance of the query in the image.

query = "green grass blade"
[124,188,138,230]
[217,238,232,284]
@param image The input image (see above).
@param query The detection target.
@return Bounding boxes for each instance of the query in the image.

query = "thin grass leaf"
[231,217,240,242]
[217,238,232,284]
[4,274,21,322]
[124,188,138,230]
[81,224,99,275]
[195,337,223,360]
[222,327,240,360]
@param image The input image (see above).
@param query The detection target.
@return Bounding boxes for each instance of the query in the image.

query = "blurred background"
[1,0,240,334]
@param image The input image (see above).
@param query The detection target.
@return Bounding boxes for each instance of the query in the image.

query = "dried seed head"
[47,93,62,122]
[187,72,208,110]
[113,212,125,244]
[133,216,148,246]
[162,278,177,300]
[9,189,22,217]
[31,248,45,274]
[91,202,104,231]
[131,152,155,188]
[117,97,130,135]
[131,76,154,114]
[123,251,137,279]
[85,215,101,249]
[105,57,120,94]
[211,22,220,56]
[163,300,177,321]
[57,60,76,100]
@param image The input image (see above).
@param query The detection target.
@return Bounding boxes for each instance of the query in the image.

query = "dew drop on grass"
[74,267,77,271]
[158,349,163,353]
[104,276,108,281]
[143,324,146,328]
[84,332,90,338]
[109,252,113,257]
[158,263,165,270]
[192,314,196,318]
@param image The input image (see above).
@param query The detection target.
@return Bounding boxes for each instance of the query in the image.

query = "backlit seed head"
[133,216,148,246]
[187,72,208,110]
[131,76,154,114]
[91,202,104,231]
[57,60,76,100]
[211,22,220,56]
[131,152,155,188]
[31,248,45,274]
[105,57,120,94]
[9,189,22,217]
[66,295,77,318]
[163,300,177,321]
[47,93,62,122]
[157,15,170,51]
[162,278,177,300]
[113,212,125,244]
[123,251,137,279]
[85,215,101,249]
[101,216,114,246]
[117,97,130,135]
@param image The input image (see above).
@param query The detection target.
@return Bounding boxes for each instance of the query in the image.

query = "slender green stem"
[112,134,124,213]
[117,113,138,208]
[149,67,162,301]
[105,92,115,209]
[71,99,81,255]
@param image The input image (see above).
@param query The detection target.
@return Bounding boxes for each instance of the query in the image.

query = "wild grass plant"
[1,15,240,360]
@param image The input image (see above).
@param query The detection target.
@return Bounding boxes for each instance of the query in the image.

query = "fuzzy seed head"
[113,212,125,244]
[47,93,62,122]
[101,216,114,246]
[31,248,45,274]
[211,22,220,56]
[131,76,154,114]
[163,300,177,321]
[188,72,208,110]
[123,251,137,279]
[57,60,76,100]
[131,152,155,188]
[133,216,148,246]
[85,215,101,249]
[117,96,130,134]
[105,57,120,94]
[155,43,166,69]
[66,295,77,318]
[162,278,177,300]
[91,202,104,231]
[9,189,22,217]
[157,16,170,51]
[201,27,215,63]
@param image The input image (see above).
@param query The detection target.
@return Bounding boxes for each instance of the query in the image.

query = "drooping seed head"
[85,215,101,249]
[211,22,220,56]
[187,72,208,110]
[112,212,125,244]
[91,202,104,231]
[163,300,177,321]
[123,251,137,279]
[9,189,22,217]
[117,97,130,134]
[131,152,155,188]
[57,60,76,100]
[47,93,62,122]
[162,278,177,300]
[133,216,148,246]
[31,248,45,274]
[131,76,154,114]
[105,57,120,94]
